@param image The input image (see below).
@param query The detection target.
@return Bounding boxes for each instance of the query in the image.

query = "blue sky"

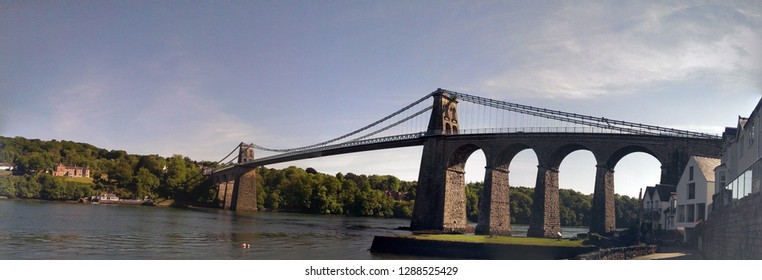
[1,1,760,198]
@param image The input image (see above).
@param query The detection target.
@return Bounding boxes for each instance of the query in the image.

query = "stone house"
[52,163,90,178]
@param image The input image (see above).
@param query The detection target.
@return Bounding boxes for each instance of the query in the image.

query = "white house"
[676,155,720,242]
[0,162,13,171]
[642,184,675,234]
[665,192,677,231]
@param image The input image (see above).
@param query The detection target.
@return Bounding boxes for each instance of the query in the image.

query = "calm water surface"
[0,199,588,259]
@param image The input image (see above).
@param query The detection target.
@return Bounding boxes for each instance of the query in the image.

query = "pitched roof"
[655,184,675,202]
[693,155,720,182]
[644,186,655,200]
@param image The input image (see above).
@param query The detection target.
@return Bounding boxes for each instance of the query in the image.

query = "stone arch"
[548,143,594,170]
[590,145,663,234]
[473,143,536,236]
[607,145,663,170]
[442,143,485,232]
[491,143,535,170]
[445,123,452,134]
[551,144,597,228]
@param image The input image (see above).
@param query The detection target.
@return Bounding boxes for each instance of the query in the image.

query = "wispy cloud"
[480,2,762,99]
[45,75,114,143]
[127,48,271,161]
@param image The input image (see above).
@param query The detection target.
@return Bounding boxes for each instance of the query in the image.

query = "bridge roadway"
[221,131,719,173]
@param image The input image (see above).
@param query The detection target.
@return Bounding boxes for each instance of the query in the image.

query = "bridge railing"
[245,132,428,165]
[238,127,720,167]
[431,126,721,137]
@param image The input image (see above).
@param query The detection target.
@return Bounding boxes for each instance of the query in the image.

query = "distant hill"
[0,136,216,202]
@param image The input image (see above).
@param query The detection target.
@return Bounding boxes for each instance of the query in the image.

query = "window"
[689,166,694,181]
[697,203,705,221]
[687,204,695,223]
[688,183,696,199]
[750,123,755,147]
[678,205,685,223]
[719,171,726,189]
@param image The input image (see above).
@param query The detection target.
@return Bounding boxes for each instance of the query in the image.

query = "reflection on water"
[0,199,590,259]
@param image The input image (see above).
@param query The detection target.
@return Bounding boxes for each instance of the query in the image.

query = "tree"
[615,194,639,228]
[510,187,533,224]
[134,167,160,198]
[465,182,483,222]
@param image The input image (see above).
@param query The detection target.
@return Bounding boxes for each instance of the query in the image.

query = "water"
[0,199,589,259]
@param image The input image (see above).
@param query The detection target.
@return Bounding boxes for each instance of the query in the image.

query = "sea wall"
[699,192,762,259]
[573,245,656,260]
[370,236,596,260]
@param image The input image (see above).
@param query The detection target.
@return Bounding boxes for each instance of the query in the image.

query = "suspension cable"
[250,92,435,152]
[441,89,719,139]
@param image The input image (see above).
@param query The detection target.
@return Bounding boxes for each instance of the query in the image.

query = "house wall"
[642,190,669,230]
[726,107,761,185]
[676,157,713,230]
[700,98,762,258]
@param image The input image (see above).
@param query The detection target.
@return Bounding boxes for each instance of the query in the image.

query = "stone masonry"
[411,89,722,237]
[699,192,762,259]
[212,143,258,211]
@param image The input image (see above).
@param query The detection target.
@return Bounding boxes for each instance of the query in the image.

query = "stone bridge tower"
[427,89,459,135]
[411,89,468,233]
[239,143,255,163]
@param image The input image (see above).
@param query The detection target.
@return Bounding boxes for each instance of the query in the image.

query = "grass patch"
[406,234,589,248]
[0,170,11,176]
[62,176,94,185]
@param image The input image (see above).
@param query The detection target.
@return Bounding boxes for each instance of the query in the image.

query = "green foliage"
[615,194,640,228]
[510,187,533,224]
[465,182,483,222]
[133,167,160,198]
[0,136,214,203]
[255,167,415,218]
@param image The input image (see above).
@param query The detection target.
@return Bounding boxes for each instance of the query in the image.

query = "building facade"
[0,162,13,171]
[52,163,90,178]
[676,155,720,242]
[642,184,676,234]
[713,98,762,210]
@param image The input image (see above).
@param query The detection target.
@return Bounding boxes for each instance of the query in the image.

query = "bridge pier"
[527,165,561,238]
[213,167,258,211]
[443,167,469,232]
[215,174,235,210]
[476,166,511,236]
[590,164,615,234]
[411,138,447,231]
[234,167,258,211]
[212,143,258,211]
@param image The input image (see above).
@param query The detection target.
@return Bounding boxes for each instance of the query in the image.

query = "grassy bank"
[407,234,588,247]
[62,176,94,185]
[370,234,596,259]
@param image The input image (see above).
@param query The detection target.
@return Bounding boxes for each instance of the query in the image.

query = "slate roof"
[692,156,720,182]
[655,184,675,202]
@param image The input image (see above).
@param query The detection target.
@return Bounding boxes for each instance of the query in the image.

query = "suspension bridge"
[211,88,722,238]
